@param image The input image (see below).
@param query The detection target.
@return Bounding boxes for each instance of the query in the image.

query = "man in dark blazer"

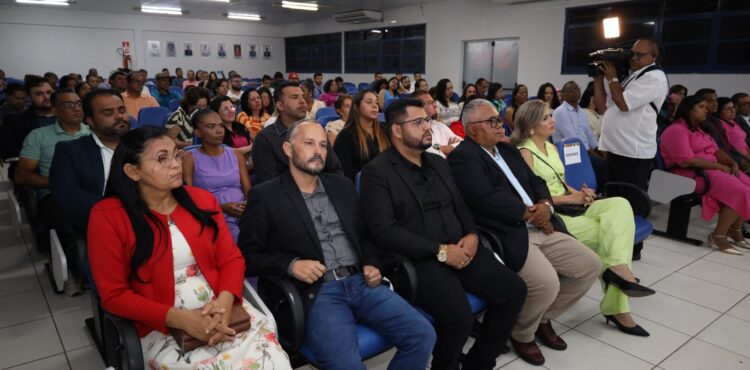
[238,120,435,370]
[360,99,527,370]
[732,93,750,148]
[447,99,600,366]
[50,89,130,232]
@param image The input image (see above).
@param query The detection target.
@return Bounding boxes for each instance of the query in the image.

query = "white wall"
[0,5,287,80]
[283,0,750,97]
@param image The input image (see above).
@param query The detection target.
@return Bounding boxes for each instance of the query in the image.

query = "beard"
[292,150,325,176]
[402,129,431,151]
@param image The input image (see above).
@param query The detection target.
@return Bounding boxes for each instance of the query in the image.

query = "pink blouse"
[660,118,718,180]
[720,118,749,153]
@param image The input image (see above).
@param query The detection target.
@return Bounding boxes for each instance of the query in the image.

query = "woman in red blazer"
[88,126,290,369]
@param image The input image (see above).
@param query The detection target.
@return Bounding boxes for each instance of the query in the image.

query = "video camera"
[586,48,633,79]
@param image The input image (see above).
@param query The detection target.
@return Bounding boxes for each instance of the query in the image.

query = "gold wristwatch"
[437,244,448,262]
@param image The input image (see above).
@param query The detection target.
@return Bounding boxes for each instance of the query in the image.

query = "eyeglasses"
[59,101,83,109]
[395,116,432,127]
[465,116,503,128]
[630,51,652,60]
[149,150,186,167]
[221,105,236,112]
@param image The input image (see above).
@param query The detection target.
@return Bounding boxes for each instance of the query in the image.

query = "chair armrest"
[103,312,144,370]
[689,167,711,196]
[3,157,19,164]
[603,181,653,217]
[476,225,506,263]
[256,277,305,351]
[378,251,418,305]
[243,279,276,332]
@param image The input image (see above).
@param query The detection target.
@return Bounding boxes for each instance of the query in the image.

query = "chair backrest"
[345,85,359,95]
[554,137,597,191]
[450,92,459,103]
[318,115,340,129]
[168,86,183,97]
[384,96,396,111]
[377,113,385,123]
[358,82,370,91]
[315,107,337,120]
[241,85,252,91]
[137,107,171,128]
[168,98,181,112]
[343,82,356,90]
[128,115,138,129]
[5,77,23,85]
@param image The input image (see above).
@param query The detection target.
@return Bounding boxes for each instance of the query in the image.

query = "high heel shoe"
[705,234,744,255]
[604,315,650,337]
[602,269,656,297]
[728,229,750,250]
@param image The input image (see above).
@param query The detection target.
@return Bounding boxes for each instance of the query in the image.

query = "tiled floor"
[2,165,750,369]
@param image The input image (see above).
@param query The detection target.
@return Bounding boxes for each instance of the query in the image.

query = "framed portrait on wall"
[200,42,211,57]
[233,44,242,58]
[218,43,227,58]
[184,41,194,57]
[166,41,176,57]
[262,44,272,59]
[147,40,160,57]
[248,44,257,59]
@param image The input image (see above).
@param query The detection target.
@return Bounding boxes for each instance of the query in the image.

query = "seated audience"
[360,98,527,370]
[312,72,324,98]
[504,84,529,130]
[59,75,79,90]
[257,87,274,116]
[447,99,600,365]
[334,76,345,92]
[412,90,462,158]
[333,90,390,179]
[475,78,490,99]
[171,67,185,88]
[0,83,27,127]
[401,75,413,94]
[579,82,603,139]
[75,82,92,99]
[537,82,561,109]
[287,71,300,83]
[153,72,181,109]
[487,82,507,116]
[300,80,325,120]
[108,70,128,93]
[712,97,750,172]
[660,95,750,255]
[88,126,291,369]
[325,94,352,144]
[43,72,58,88]
[212,78,229,97]
[435,79,461,124]
[201,71,218,90]
[208,96,252,156]
[236,88,270,138]
[458,83,477,111]
[731,93,750,147]
[123,71,158,119]
[238,120,436,370]
[551,81,605,189]
[318,79,342,107]
[184,109,250,242]
[166,86,210,148]
[378,77,400,111]
[415,78,429,93]
[227,74,244,103]
[182,69,199,90]
[513,99,655,337]
[252,82,342,184]
[85,74,99,89]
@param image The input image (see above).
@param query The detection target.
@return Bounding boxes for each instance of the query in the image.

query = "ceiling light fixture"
[226,12,263,21]
[603,17,620,39]
[370,29,382,33]
[138,5,184,15]
[281,1,318,11]
[390,20,398,24]
[16,0,71,6]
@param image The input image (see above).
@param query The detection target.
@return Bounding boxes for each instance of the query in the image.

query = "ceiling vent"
[333,10,383,24]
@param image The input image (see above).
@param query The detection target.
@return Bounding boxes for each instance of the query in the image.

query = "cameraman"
[594,37,668,196]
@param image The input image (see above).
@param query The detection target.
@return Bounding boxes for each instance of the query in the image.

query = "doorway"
[462,38,519,94]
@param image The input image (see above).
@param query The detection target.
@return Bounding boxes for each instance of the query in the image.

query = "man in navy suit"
[50,89,130,232]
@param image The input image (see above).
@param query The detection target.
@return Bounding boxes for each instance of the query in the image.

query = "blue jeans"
[304,274,436,370]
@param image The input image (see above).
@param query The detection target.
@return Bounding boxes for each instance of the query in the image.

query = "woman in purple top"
[660,95,750,255]
[319,79,342,107]
[183,109,251,241]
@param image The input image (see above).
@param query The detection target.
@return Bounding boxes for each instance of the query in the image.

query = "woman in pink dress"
[710,97,750,172]
[318,79,342,107]
[660,95,750,255]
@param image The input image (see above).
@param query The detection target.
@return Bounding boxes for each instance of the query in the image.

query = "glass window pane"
[564,48,591,68]
[403,24,426,37]
[346,57,362,70]
[662,43,710,66]
[383,55,400,69]
[364,56,379,69]
[345,42,362,58]
[662,18,712,43]
[364,41,380,57]
[721,15,750,40]
[403,39,424,54]
[620,21,657,42]
[718,41,750,65]
[383,40,401,55]
[664,0,718,16]
[721,0,750,11]
[567,25,608,50]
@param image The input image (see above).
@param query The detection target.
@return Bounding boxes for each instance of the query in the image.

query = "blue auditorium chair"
[168,86,183,97]
[318,115,340,129]
[168,98,180,112]
[315,107,337,120]
[358,82,370,91]
[137,107,170,128]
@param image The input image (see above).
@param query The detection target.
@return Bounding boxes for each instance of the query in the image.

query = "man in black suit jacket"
[448,99,600,366]
[238,121,435,370]
[360,99,527,370]
[732,93,750,148]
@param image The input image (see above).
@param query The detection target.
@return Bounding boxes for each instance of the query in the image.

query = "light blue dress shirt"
[551,101,599,150]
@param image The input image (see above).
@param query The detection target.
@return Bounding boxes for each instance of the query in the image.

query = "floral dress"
[140,220,291,370]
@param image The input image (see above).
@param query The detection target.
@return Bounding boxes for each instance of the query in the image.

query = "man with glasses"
[123,71,159,119]
[411,89,462,158]
[593,37,668,218]
[447,99,600,366]
[360,98,527,370]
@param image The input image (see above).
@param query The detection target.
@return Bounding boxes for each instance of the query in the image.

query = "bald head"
[284,120,327,176]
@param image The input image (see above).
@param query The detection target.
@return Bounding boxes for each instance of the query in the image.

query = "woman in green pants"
[511,100,655,337]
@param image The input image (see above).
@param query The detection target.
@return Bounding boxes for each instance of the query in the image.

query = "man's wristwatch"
[437,244,448,262]
[543,201,555,215]
[432,144,441,150]
[607,77,619,84]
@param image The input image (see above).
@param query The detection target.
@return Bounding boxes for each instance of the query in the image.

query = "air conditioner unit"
[333,10,382,24]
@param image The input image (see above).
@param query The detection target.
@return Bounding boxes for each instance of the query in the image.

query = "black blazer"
[49,134,106,232]
[333,124,386,180]
[447,137,567,272]
[238,171,379,313]
[359,147,478,262]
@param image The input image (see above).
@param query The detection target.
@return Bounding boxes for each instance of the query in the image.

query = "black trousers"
[605,152,653,191]
[413,246,527,370]
[590,153,606,192]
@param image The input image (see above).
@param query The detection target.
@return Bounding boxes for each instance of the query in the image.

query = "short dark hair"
[273,71,283,79]
[262,74,272,81]
[384,98,425,136]
[334,94,352,111]
[669,84,687,96]
[51,87,77,106]
[273,81,300,103]
[300,79,314,92]
[410,89,429,99]
[180,86,211,112]
[323,79,335,93]
[82,89,124,119]
[5,83,25,95]
[695,88,717,99]
[731,92,749,105]
[334,76,344,83]
[208,95,233,114]
[673,94,706,127]
[24,75,50,93]
[109,70,127,82]
[313,72,322,78]
[475,78,488,86]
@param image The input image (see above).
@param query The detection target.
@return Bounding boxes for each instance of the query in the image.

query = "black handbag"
[529,150,592,217]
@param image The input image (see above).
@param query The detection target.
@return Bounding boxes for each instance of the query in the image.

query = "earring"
[530,129,534,135]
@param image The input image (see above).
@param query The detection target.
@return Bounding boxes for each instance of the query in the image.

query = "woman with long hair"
[378,77,400,111]
[580,82,603,139]
[435,78,461,124]
[236,88,269,138]
[458,83,477,110]
[166,86,210,147]
[536,82,561,109]
[325,94,353,144]
[183,110,251,241]
[87,126,291,369]
[333,90,390,179]
[707,97,750,172]
[512,100,655,337]
[300,80,326,120]
[257,87,274,116]
[212,78,229,97]
[208,96,252,156]
[504,84,529,130]
[486,82,506,115]
[660,95,750,255]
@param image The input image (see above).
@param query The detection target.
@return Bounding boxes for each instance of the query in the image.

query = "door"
[462,38,519,92]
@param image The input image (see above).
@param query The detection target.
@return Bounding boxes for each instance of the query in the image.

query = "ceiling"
[1,0,452,24]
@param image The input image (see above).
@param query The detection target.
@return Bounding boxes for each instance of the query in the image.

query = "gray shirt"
[301,179,359,270]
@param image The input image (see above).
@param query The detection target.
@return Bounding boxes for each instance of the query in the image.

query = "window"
[562,0,750,74]
[344,24,426,74]
[285,33,342,73]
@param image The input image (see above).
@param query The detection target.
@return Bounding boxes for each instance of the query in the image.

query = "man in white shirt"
[412,90,462,158]
[227,75,244,103]
[594,37,668,194]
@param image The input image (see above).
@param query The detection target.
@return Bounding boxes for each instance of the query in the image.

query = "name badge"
[563,143,582,165]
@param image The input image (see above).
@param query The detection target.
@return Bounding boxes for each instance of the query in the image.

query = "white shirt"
[598,63,668,159]
[426,120,462,158]
[227,89,243,102]
[92,133,114,194]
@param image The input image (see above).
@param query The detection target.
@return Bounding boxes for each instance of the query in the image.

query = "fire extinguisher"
[118,41,132,70]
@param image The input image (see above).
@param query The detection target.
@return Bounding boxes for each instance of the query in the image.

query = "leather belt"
[322,265,359,282]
